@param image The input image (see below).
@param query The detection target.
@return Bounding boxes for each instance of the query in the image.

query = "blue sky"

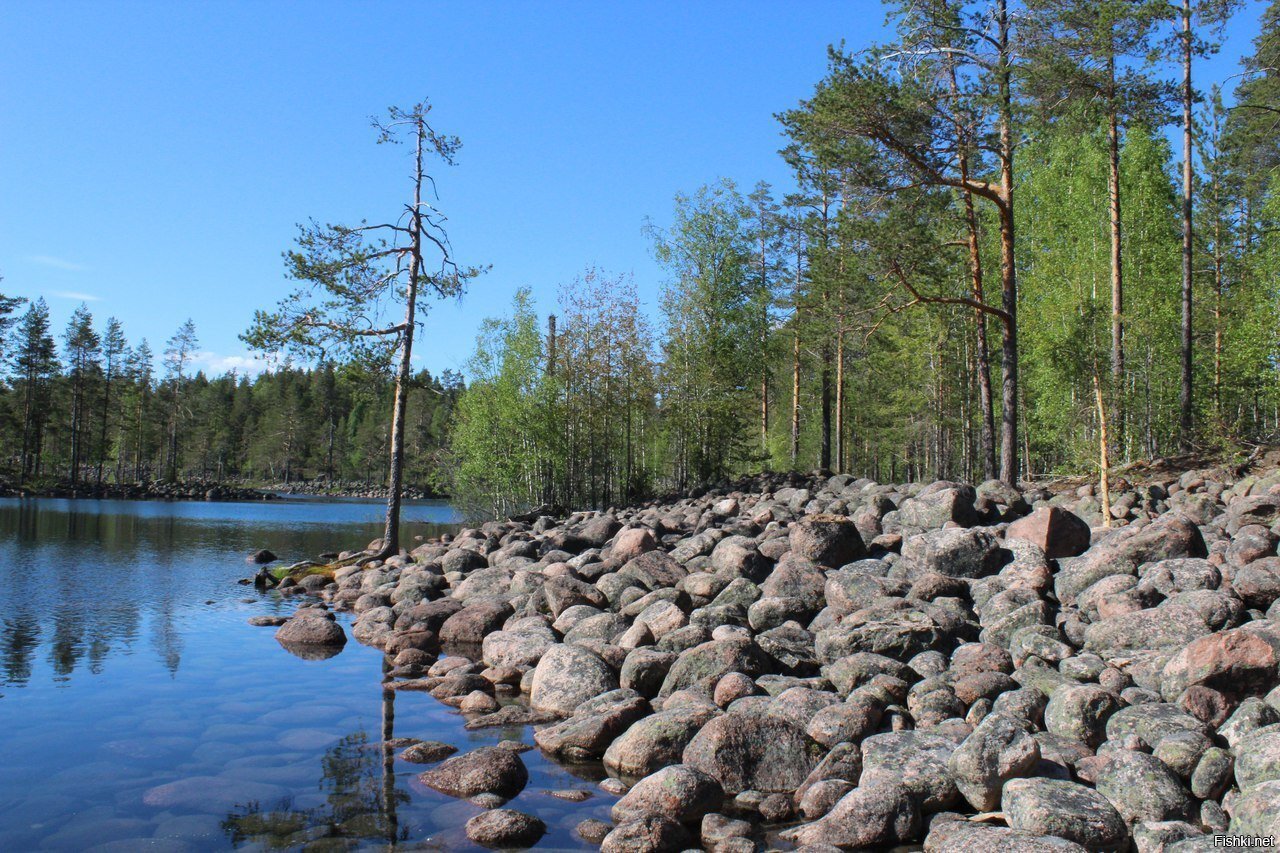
[0,1,1266,378]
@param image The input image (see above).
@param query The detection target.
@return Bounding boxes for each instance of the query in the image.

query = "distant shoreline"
[0,479,449,502]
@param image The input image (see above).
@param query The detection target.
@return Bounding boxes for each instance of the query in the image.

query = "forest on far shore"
[2,0,1278,519]
[0,307,461,492]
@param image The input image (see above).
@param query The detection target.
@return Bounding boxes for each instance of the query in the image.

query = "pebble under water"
[0,497,619,851]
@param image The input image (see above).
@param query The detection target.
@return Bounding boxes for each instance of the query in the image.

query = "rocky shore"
[0,478,274,501]
[260,466,1280,851]
[270,479,445,500]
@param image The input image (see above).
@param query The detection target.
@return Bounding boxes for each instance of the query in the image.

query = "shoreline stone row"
[268,468,1280,851]
[0,479,275,501]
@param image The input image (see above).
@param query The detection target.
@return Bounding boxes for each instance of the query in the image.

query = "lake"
[0,497,618,851]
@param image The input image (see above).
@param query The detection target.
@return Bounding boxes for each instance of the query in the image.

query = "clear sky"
[0,1,1267,379]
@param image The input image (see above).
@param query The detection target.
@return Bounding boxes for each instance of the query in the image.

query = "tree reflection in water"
[222,683,410,847]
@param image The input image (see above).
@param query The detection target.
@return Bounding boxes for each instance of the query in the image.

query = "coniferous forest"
[3,0,1279,519]
[0,303,462,492]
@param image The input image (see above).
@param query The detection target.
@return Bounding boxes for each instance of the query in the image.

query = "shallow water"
[0,497,618,851]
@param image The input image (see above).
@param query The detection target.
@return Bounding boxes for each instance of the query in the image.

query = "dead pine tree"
[244,100,485,561]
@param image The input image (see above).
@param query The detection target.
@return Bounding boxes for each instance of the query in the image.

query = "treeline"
[0,300,461,489]
[449,0,1280,515]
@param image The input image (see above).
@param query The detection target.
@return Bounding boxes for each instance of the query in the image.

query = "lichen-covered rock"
[399,740,458,763]
[599,815,690,853]
[533,692,649,760]
[603,706,720,777]
[1083,605,1211,657]
[1093,751,1193,823]
[797,779,855,820]
[1045,685,1119,750]
[543,575,608,616]
[437,599,513,645]
[621,648,678,698]
[530,643,617,716]
[924,816,1090,852]
[899,486,979,530]
[610,764,723,826]
[480,624,556,669]
[948,712,1041,811]
[659,638,768,698]
[861,731,961,812]
[419,746,528,803]
[1228,779,1280,835]
[789,516,866,567]
[806,693,884,747]
[620,550,688,591]
[1190,746,1233,799]
[1129,821,1202,853]
[1225,495,1280,535]
[1003,778,1128,851]
[783,782,919,849]
[579,514,621,547]
[902,527,1004,579]
[464,809,546,847]
[710,536,768,582]
[682,711,825,794]
[1233,729,1280,790]
[1105,704,1211,745]
[816,608,948,661]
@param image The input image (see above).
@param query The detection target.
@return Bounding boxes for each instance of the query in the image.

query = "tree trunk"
[791,242,802,467]
[1179,0,1195,448]
[19,369,34,485]
[1094,374,1113,529]
[378,120,426,558]
[134,393,146,481]
[759,221,770,457]
[818,195,832,472]
[69,375,82,484]
[1213,235,1223,422]
[97,364,113,486]
[944,40,997,480]
[956,117,996,480]
[1107,52,1126,456]
[835,318,845,473]
[996,0,1019,486]
[820,347,832,471]
[791,326,801,467]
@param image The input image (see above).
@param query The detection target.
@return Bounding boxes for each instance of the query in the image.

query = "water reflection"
[2,613,38,684]
[0,496,459,685]
[0,497,622,850]
[222,730,411,848]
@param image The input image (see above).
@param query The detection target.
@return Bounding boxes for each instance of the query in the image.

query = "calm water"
[0,497,618,851]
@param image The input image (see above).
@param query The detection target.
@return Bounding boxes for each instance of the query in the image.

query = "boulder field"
[267,467,1280,850]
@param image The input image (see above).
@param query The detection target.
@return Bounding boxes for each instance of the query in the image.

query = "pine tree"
[13,299,59,482]
[163,319,198,482]
[62,304,102,484]
[96,318,127,485]
[244,101,484,558]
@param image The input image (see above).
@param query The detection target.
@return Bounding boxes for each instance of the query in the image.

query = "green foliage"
[0,309,460,488]
[447,273,659,516]
[651,180,765,487]
[447,289,552,517]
